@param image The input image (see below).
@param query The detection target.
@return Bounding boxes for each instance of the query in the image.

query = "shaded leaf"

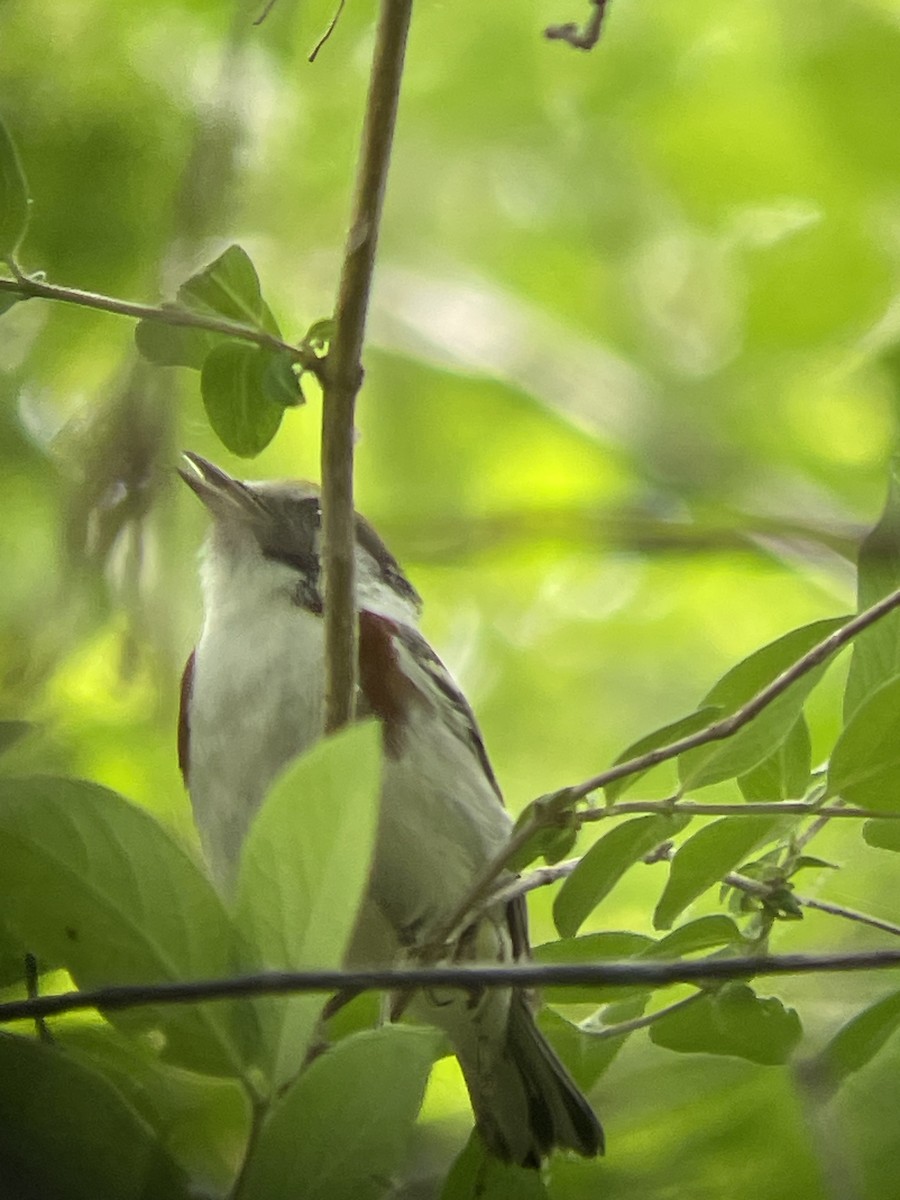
[441,1129,551,1200]
[201,342,286,457]
[649,983,802,1064]
[235,1026,440,1200]
[738,717,811,802]
[678,619,844,790]
[533,931,655,1004]
[814,989,900,1094]
[0,117,30,260]
[827,675,900,811]
[235,723,382,1089]
[0,721,32,756]
[844,459,900,721]
[862,818,900,852]
[0,1032,191,1200]
[0,290,24,317]
[0,776,247,1076]
[645,914,745,958]
[554,814,691,937]
[541,1000,648,1091]
[653,815,782,929]
[604,708,720,802]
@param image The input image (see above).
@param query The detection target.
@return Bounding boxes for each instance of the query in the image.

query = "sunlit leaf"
[235,1026,440,1200]
[649,983,801,1064]
[0,776,247,1076]
[653,815,782,929]
[645,914,745,958]
[827,675,900,811]
[134,244,284,369]
[738,716,811,801]
[844,458,900,721]
[235,723,382,1090]
[201,342,287,457]
[0,1032,191,1200]
[678,619,844,790]
[0,116,30,260]
[554,813,690,937]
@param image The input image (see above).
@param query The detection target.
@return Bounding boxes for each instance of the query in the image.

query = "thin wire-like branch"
[320,0,413,733]
[4,949,900,1026]
[796,896,900,939]
[545,0,611,50]
[0,275,323,379]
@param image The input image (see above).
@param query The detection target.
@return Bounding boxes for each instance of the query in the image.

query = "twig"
[796,896,900,939]
[308,0,347,63]
[437,583,900,945]
[320,0,413,733]
[4,949,900,1025]
[566,582,900,802]
[0,275,322,379]
[578,800,899,824]
[545,0,611,50]
[581,992,703,1041]
[23,954,52,1044]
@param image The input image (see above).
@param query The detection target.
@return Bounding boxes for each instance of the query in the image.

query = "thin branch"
[544,0,611,50]
[568,582,900,802]
[581,992,703,1041]
[320,0,413,733]
[796,896,900,939]
[579,799,900,824]
[4,949,900,1025]
[0,275,323,379]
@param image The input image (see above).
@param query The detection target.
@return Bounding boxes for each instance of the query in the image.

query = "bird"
[177,451,603,1168]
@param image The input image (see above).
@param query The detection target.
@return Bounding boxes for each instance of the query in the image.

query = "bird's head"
[179,452,422,623]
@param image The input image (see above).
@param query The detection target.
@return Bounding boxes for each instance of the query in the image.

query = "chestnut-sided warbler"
[178,453,602,1167]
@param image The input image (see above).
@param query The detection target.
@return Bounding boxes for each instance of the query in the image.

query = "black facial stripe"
[261,548,324,615]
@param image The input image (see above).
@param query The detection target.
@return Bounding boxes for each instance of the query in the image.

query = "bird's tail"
[452,989,604,1168]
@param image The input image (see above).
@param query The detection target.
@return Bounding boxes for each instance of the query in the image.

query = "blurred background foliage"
[2,0,900,1195]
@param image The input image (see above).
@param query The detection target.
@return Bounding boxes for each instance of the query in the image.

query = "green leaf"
[0,720,32,756]
[738,716,811,801]
[540,1002,647,1091]
[533,931,656,1004]
[235,723,382,1089]
[554,814,691,937]
[0,289,24,317]
[814,989,900,1094]
[441,1129,551,1200]
[60,1024,250,1194]
[827,675,900,810]
[644,914,745,958]
[862,818,900,852]
[604,708,720,802]
[0,117,30,260]
[0,1032,191,1200]
[201,342,287,457]
[678,618,845,790]
[0,776,247,1076]
[261,348,303,408]
[235,1026,440,1200]
[134,244,283,369]
[844,459,900,722]
[649,983,801,1064]
[653,815,782,930]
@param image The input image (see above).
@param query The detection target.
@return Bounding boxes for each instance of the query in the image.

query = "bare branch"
[579,799,900,825]
[6,949,900,1026]
[320,0,413,732]
[582,992,703,1041]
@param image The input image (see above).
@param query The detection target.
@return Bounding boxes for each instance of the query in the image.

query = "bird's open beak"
[178,453,266,520]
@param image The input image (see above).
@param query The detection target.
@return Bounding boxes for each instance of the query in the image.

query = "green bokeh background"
[3,0,900,1194]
